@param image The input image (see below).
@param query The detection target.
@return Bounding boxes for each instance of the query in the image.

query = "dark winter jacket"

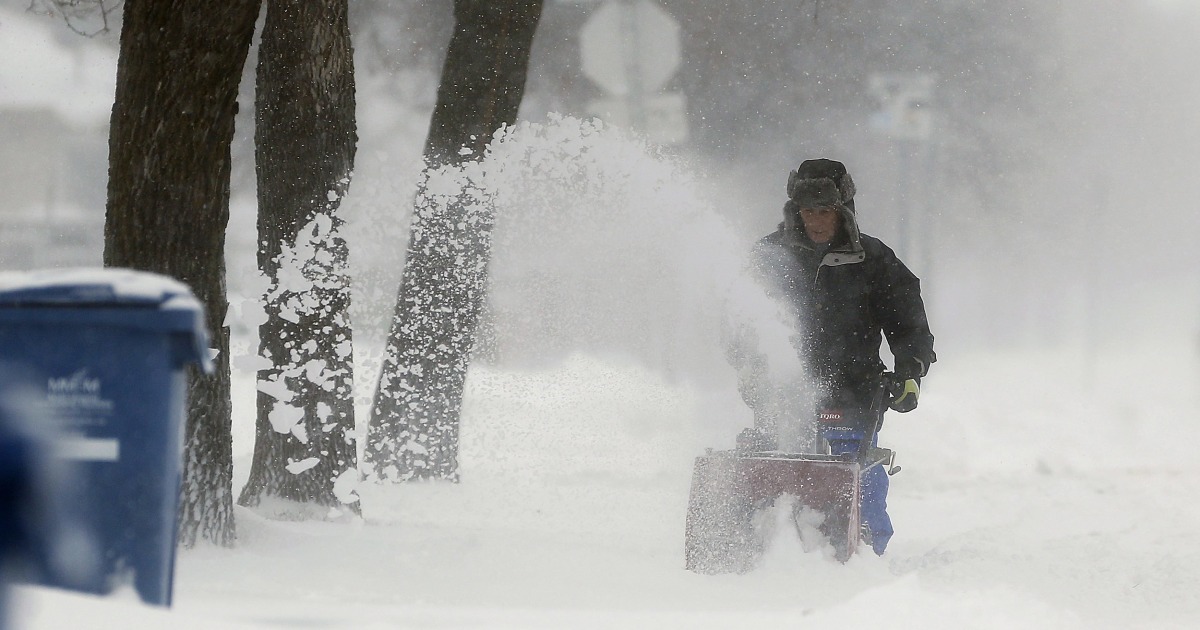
[749,201,935,408]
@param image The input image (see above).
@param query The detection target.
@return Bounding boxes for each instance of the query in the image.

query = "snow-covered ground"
[11,113,1200,628]
[6,2,1200,628]
[12,339,1200,629]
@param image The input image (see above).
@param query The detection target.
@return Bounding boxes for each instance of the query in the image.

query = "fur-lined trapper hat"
[782,158,863,252]
[787,158,856,209]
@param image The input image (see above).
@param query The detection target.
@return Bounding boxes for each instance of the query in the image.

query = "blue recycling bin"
[0,268,212,607]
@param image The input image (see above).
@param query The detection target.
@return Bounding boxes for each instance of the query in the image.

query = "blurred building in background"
[0,107,105,271]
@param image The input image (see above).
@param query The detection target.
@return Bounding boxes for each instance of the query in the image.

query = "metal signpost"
[868,72,937,279]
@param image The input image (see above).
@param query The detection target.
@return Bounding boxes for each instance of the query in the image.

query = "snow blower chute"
[684,374,901,571]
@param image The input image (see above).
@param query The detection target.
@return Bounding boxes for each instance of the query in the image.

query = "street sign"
[580,0,681,96]
[868,72,936,141]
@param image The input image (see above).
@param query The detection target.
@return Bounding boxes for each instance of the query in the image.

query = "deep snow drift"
[11,116,1200,629]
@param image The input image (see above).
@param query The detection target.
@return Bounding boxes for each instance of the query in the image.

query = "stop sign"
[580,0,681,96]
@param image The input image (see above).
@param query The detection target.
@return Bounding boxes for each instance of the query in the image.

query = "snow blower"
[684,374,901,572]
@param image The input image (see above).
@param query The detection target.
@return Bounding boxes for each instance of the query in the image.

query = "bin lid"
[0,268,195,307]
[0,268,214,373]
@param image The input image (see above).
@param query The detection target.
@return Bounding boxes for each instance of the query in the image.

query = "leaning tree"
[366,0,544,482]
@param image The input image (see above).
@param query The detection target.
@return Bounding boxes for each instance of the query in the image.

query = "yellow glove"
[888,378,920,413]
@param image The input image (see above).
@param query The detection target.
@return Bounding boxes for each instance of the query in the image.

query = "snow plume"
[265,214,353,331]
[475,115,794,383]
[357,116,815,488]
[476,115,813,449]
[258,214,354,418]
[242,206,360,514]
[720,279,816,452]
[363,160,495,481]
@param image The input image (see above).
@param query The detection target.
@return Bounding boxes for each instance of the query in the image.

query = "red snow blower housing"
[684,373,903,571]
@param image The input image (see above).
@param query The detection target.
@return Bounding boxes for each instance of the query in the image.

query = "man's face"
[799,206,841,244]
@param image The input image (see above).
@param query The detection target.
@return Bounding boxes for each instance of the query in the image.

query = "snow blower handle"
[855,372,902,474]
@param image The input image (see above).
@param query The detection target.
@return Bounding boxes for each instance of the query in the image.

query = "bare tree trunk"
[236,0,358,517]
[104,0,261,547]
[365,0,543,482]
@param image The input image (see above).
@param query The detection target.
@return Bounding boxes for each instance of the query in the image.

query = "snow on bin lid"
[0,268,200,308]
[0,268,213,373]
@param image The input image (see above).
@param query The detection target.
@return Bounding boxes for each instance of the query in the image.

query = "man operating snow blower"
[686,159,934,571]
[746,157,935,555]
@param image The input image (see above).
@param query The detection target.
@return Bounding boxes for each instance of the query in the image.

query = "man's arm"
[870,245,936,379]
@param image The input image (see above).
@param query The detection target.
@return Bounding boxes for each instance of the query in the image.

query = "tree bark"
[237,0,360,516]
[365,0,543,481]
[104,0,261,547]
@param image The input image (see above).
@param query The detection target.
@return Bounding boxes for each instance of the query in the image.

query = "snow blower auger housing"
[684,375,900,572]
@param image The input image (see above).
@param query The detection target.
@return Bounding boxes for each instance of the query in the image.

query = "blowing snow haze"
[4,0,1197,362]
[2,1,1200,627]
